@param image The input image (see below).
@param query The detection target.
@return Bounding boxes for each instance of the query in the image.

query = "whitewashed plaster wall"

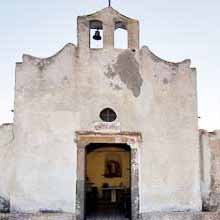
[200,130,220,211]
[0,123,14,211]
[11,38,201,213]
[12,44,78,213]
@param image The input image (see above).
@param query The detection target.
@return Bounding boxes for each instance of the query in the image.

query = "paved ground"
[86,213,128,220]
[0,212,220,220]
[86,218,128,220]
[0,213,75,220]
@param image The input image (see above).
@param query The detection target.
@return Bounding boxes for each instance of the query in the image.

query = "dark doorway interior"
[85,143,131,219]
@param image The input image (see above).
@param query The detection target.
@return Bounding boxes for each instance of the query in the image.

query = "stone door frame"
[75,131,142,220]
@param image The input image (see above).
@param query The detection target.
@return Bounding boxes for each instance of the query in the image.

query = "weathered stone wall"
[0,213,75,220]
[141,212,220,220]
[0,123,14,212]
[200,130,220,211]
[11,6,201,214]
[0,212,220,220]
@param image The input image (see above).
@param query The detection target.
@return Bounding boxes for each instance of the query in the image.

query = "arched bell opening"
[114,21,128,49]
[90,20,103,49]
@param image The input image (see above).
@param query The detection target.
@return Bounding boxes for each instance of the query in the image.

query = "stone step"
[86,218,128,220]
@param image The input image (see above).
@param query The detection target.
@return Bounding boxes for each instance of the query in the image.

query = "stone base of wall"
[0,196,10,213]
[0,213,75,220]
[141,212,220,220]
[0,212,220,220]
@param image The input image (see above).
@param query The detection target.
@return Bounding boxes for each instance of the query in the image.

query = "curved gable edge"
[16,43,77,68]
[140,45,194,70]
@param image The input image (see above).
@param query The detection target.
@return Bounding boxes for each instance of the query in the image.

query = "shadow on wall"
[0,196,9,213]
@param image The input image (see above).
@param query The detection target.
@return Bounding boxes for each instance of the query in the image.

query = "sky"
[0,0,219,131]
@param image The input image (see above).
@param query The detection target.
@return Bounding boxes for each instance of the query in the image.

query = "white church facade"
[0,6,219,220]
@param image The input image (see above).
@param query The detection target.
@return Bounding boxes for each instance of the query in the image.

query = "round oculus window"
[100,108,117,122]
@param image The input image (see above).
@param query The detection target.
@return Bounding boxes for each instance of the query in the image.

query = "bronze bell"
[93,30,102,41]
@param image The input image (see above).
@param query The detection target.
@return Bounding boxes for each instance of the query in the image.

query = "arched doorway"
[85,143,131,219]
[76,132,141,220]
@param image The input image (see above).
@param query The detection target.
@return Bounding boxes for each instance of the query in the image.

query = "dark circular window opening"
[100,108,117,122]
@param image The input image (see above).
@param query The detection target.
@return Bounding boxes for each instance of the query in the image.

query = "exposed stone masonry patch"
[105,50,143,97]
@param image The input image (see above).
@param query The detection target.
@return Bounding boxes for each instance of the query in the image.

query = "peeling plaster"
[105,50,143,97]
